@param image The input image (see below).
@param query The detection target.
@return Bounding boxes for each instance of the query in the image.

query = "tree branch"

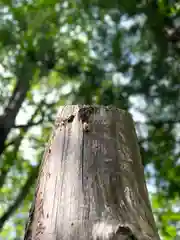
[13,119,44,129]
[0,165,39,231]
[0,71,33,158]
[0,101,45,188]
[0,137,22,189]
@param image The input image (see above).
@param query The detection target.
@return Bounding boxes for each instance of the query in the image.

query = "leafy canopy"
[0,0,180,239]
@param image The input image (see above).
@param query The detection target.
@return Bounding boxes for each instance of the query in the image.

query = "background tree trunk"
[24,105,161,240]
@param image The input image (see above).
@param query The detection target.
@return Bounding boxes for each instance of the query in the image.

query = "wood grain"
[24,105,160,240]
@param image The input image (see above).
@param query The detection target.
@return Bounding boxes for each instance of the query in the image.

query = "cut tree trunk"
[24,105,160,240]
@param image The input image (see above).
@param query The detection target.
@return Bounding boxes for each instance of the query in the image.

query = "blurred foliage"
[0,0,180,239]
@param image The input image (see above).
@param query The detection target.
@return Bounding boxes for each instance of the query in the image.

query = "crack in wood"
[78,106,96,123]
[62,114,75,125]
[55,114,75,128]
[117,225,138,239]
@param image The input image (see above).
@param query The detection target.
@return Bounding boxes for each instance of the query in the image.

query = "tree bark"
[24,105,160,240]
[0,64,33,158]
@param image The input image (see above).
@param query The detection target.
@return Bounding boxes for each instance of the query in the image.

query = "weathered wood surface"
[24,105,160,240]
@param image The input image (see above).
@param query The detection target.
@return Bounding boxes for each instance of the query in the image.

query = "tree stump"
[24,105,160,240]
